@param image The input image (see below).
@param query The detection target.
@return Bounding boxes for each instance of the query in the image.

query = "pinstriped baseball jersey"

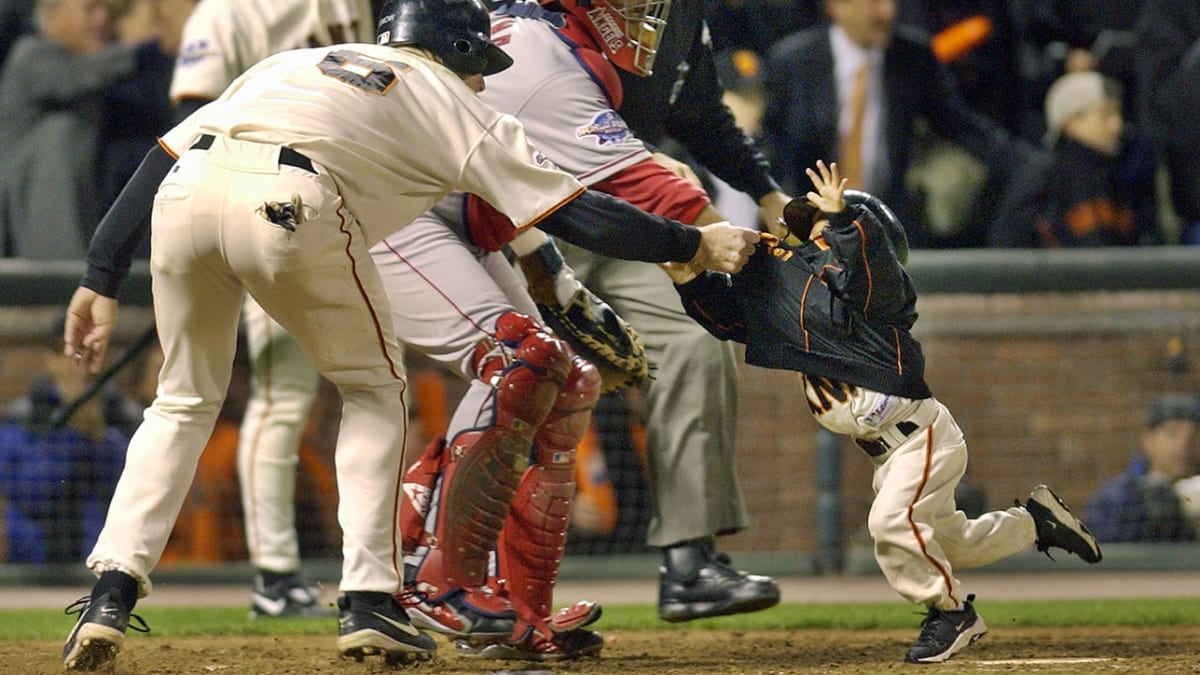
[160,44,584,245]
[170,0,375,104]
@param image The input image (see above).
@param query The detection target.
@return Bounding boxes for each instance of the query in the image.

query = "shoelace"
[64,595,150,633]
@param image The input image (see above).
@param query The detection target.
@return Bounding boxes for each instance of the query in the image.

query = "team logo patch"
[404,482,432,515]
[586,7,623,54]
[177,39,220,67]
[576,110,632,146]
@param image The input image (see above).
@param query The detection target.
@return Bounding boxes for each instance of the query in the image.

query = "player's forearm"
[538,190,701,263]
[82,143,175,297]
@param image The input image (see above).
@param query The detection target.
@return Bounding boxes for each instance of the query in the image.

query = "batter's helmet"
[846,190,909,265]
[376,0,514,76]
[540,0,672,75]
[780,190,909,265]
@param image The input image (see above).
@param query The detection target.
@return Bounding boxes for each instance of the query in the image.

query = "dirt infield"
[10,626,1200,674]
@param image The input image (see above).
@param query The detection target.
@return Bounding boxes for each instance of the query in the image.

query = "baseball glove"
[519,241,649,393]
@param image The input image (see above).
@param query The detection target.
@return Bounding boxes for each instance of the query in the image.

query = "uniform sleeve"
[81,145,176,297]
[675,271,749,343]
[169,1,250,104]
[588,157,711,224]
[654,22,781,201]
[458,114,587,230]
[820,205,913,323]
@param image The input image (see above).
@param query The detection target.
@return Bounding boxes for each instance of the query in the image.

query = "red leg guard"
[419,313,573,590]
[399,435,447,552]
[497,356,602,622]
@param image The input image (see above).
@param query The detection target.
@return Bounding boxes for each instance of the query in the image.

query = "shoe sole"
[63,624,124,671]
[906,615,989,663]
[1029,486,1103,563]
[455,639,603,662]
[658,588,782,623]
[338,630,434,665]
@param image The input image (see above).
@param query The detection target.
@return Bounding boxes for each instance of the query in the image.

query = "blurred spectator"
[987,71,1159,247]
[0,0,172,260]
[97,0,194,217]
[0,0,35,71]
[761,0,1039,248]
[1085,394,1200,543]
[0,319,133,563]
[1015,0,1144,141]
[705,0,822,56]
[1135,0,1200,244]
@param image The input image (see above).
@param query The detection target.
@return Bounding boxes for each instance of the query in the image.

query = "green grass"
[6,598,1198,641]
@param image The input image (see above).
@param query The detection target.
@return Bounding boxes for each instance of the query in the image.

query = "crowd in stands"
[3,0,1199,257]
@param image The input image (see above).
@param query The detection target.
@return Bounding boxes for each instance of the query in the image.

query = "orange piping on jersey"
[799,276,814,351]
[157,137,180,159]
[519,185,587,233]
[853,218,874,320]
[336,194,408,581]
[906,425,958,609]
[892,326,903,375]
[687,301,742,334]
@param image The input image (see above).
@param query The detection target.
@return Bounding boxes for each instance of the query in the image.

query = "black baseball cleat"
[62,590,149,671]
[1025,484,1103,563]
[904,594,988,663]
[658,539,781,622]
[250,571,334,619]
[336,591,437,666]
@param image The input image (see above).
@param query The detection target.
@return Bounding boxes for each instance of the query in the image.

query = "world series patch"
[576,110,632,146]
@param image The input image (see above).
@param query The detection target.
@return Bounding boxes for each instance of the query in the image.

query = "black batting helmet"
[376,0,514,76]
[780,190,909,265]
[845,190,908,265]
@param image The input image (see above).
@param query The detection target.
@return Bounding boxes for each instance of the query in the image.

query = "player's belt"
[190,134,316,174]
[853,399,939,463]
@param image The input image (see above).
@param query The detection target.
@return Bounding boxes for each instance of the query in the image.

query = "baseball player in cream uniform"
[168,0,376,618]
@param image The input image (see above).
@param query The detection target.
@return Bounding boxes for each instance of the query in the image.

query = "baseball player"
[168,0,376,619]
[665,160,1103,664]
[58,0,760,669]
[377,0,772,660]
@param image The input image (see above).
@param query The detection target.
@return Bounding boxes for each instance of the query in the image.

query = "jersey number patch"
[318,50,399,94]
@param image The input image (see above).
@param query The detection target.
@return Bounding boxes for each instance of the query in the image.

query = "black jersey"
[676,203,932,400]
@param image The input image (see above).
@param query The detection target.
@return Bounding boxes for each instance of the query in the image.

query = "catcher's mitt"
[519,241,649,393]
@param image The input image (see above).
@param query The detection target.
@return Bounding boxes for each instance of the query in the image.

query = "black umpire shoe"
[658,538,781,622]
[62,588,149,671]
[1026,484,1103,563]
[337,591,437,666]
[904,594,988,663]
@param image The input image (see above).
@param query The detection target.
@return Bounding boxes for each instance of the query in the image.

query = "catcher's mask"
[376,0,514,76]
[781,190,909,265]
[541,0,672,75]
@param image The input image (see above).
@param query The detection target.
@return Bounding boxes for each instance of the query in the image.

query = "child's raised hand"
[804,160,847,214]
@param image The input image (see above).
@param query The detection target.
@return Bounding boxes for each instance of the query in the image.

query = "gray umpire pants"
[555,239,749,548]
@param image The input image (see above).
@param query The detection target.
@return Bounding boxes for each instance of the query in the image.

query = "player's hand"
[805,160,847,214]
[64,286,119,374]
[758,190,792,238]
[690,221,759,274]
